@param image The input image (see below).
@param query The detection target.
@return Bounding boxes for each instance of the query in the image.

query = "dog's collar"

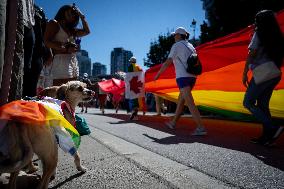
[61,101,76,128]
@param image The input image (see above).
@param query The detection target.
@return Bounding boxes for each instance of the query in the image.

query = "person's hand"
[242,73,249,88]
[67,46,78,53]
[72,5,85,19]
[65,42,78,53]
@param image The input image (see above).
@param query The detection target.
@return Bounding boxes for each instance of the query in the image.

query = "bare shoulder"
[46,19,60,31]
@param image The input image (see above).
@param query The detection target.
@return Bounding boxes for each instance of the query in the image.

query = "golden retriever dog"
[0,81,93,189]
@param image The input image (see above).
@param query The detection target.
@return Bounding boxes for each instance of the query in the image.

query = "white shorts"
[51,54,79,79]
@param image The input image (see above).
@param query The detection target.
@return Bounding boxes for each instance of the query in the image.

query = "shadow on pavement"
[50,172,85,189]
[102,113,284,171]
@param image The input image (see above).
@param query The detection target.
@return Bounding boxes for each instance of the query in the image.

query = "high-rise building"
[77,49,92,77]
[110,47,133,74]
[92,62,107,77]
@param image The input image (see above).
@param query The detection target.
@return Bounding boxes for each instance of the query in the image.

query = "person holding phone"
[44,4,90,86]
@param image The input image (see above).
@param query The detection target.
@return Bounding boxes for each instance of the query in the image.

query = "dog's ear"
[56,84,68,100]
[39,86,59,98]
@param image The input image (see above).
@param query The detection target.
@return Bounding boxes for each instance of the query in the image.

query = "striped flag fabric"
[145,9,284,120]
[0,100,81,147]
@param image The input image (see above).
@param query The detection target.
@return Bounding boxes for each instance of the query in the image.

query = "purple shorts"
[176,77,196,89]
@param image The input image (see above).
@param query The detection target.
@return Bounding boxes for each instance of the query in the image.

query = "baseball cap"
[83,73,88,77]
[172,27,188,35]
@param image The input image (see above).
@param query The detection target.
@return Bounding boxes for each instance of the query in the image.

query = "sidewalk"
[0,129,174,189]
[91,125,233,189]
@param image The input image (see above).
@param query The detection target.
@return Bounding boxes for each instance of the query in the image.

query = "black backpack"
[186,53,202,75]
[179,42,202,75]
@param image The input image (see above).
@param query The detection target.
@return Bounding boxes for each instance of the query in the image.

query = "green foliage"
[145,1,284,67]
[144,34,175,68]
[199,0,284,44]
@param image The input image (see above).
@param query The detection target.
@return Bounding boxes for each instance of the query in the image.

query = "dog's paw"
[74,153,87,173]
[76,165,87,173]
[24,163,39,174]
[26,165,39,174]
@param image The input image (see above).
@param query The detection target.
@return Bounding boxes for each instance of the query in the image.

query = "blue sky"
[35,0,205,73]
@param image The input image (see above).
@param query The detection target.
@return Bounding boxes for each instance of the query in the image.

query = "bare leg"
[115,102,119,113]
[99,101,103,113]
[73,152,86,172]
[171,93,185,125]
[180,86,204,129]
[80,102,84,113]
[101,102,105,114]
[154,95,161,115]
[84,102,88,113]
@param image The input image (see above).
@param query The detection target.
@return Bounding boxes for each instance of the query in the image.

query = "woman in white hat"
[154,27,206,136]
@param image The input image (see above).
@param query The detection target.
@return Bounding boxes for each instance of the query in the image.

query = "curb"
[89,126,236,189]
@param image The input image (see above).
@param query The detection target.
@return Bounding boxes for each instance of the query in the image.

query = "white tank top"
[54,22,73,43]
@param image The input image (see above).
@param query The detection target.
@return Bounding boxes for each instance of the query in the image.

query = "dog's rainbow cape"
[0,100,80,148]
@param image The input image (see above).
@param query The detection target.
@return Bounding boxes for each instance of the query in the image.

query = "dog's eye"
[77,86,84,92]
[69,86,77,91]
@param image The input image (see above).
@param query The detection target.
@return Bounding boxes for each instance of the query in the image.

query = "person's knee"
[243,98,253,110]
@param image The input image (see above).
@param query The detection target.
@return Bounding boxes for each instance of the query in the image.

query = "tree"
[144,34,175,68]
[199,0,284,44]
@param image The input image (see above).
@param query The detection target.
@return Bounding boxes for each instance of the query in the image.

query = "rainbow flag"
[0,100,80,147]
[145,9,284,120]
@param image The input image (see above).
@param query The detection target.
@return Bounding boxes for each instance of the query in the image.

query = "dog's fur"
[0,81,93,189]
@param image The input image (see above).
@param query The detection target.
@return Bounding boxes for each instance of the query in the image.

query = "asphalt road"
[80,108,284,189]
[1,108,283,189]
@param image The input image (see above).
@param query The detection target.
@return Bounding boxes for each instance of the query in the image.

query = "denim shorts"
[176,77,196,89]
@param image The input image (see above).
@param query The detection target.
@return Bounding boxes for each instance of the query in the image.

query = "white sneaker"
[191,127,207,136]
[165,121,175,130]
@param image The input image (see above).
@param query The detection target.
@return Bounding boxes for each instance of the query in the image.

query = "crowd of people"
[2,2,284,146]
[0,2,283,188]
